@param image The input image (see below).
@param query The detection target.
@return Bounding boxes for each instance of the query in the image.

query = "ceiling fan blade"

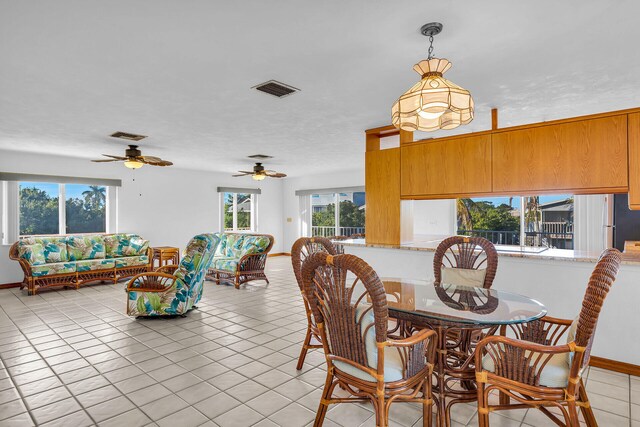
[102,154,128,160]
[264,171,287,178]
[91,159,121,163]
[140,155,162,162]
[237,171,254,174]
[140,158,173,166]
[232,173,252,177]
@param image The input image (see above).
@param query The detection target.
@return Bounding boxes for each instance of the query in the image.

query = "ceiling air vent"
[252,80,299,98]
[110,131,147,141]
[248,154,273,160]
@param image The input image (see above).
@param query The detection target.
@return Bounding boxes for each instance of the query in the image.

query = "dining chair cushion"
[482,351,570,388]
[332,305,404,383]
[441,266,487,287]
[566,316,579,365]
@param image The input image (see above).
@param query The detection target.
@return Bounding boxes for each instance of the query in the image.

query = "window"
[65,184,106,233]
[19,182,108,236]
[456,195,574,249]
[222,192,256,232]
[311,191,365,238]
[19,182,59,235]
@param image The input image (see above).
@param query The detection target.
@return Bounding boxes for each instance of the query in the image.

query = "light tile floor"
[0,256,636,426]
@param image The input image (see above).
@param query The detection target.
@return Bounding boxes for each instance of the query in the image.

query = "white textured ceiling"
[1,1,639,177]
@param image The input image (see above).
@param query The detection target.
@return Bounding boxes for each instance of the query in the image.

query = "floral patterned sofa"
[126,233,220,317]
[9,233,151,295]
[206,232,274,289]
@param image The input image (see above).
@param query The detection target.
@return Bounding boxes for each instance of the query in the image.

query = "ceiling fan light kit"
[124,159,144,169]
[91,143,173,169]
[233,162,287,180]
[391,22,474,132]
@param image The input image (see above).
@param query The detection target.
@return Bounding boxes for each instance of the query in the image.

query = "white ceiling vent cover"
[252,80,299,98]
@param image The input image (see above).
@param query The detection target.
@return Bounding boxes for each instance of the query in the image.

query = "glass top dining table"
[378,277,547,326]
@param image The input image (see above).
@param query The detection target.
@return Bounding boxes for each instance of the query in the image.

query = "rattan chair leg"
[314,372,334,427]
[297,326,313,370]
[578,383,598,427]
[477,382,489,427]
[422,381,432,427]
[376,395,388,427]
[567,401,581,427]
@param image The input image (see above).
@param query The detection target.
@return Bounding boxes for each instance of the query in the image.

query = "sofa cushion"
[20,237,68,262]
[241,235,271,255]
[214,258,238,272]
[67,235,106,261]
[122,236,149,256]
[18,243,46,266]
[76,259,116,272]
[225,234,245,258]
[104,234,126,257]
[115,255,149,268]
[214,233,227,257]
[31,262,76,278]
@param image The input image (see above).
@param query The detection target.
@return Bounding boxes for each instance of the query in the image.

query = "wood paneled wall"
[365,107,640,245]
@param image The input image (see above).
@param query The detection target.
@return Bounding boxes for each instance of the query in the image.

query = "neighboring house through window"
[456,194,574,249]
[309,190,365,238]
[218,187,260,232]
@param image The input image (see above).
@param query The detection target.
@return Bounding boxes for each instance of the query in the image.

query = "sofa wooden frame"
[206,233,274,289]
[9,234,153,295]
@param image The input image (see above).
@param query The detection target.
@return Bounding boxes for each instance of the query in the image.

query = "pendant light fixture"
[392,22,474,132]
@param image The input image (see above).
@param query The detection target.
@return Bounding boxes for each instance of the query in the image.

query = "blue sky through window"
[469,195,572,210]
[19,183,105,200]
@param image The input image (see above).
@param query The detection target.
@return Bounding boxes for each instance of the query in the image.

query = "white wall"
[0,149,284,283]
[282,169,364,252]
[413,199,456,236]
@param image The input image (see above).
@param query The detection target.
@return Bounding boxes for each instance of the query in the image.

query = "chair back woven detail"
[291,237,340,292]
[301,252,388,367]
[433,236,498,288]
[574,248,622,365]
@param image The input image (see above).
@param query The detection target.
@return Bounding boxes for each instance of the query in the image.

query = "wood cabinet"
[365,148,401,245]
[492,115,628,194]
[401,134,492,198]
[629,113,640,209]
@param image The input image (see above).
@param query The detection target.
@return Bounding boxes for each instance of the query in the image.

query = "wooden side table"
[151,246,180,269]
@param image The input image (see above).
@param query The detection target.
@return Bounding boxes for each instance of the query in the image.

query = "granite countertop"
[337,235,640,265]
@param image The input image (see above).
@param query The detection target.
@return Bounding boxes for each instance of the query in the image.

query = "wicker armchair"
[126,233,220,317]
[475,248,622,427]
[301,252,436,427]
[434,236,498,288]
[291,237,340,370]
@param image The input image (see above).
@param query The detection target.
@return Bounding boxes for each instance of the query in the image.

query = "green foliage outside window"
[456,198,519,231]
[19,185,106,235]
[312,201,365,227]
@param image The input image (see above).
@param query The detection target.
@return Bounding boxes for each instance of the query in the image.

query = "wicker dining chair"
[434,236,499,288]
[474,248,622,427]
[301,252,436,427]
[291,237,341,370]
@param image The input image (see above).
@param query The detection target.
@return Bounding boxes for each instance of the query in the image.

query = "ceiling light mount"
[420,22,442,37]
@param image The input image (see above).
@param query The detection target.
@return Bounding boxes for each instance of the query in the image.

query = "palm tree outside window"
[456,195,574,249]
[18,182,108,235]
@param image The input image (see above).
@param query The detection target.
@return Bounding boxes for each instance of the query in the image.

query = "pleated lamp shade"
[392,58,474,132]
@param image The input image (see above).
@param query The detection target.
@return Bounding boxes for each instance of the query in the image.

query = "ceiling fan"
[91,145,173,169]
[233,163,286,181]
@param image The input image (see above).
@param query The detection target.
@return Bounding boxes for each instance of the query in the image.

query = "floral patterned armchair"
[126,233,220,316]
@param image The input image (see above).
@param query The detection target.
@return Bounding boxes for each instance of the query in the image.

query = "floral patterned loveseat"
[206,232,274,289]
[9,233,151,295]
